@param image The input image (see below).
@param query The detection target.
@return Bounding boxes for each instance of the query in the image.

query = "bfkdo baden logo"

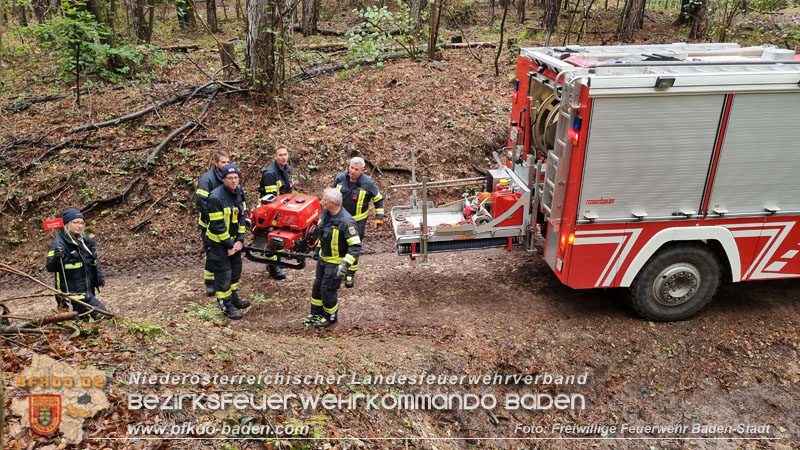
[11,354,109,444]
[29,394,62,435]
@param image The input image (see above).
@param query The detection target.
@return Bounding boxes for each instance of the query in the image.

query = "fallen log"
[70,83,220,134]
[0,312,79,334]
[146,88,219,170]
[4,83,133,114]
[80,176,142,213]
[292,42,498,80]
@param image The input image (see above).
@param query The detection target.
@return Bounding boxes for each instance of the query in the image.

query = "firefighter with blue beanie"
[205,163,251,320]
[45,208,108,319]
[332,157,384,288]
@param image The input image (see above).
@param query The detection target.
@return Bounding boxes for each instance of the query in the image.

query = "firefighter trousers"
[310,260,340,318]
[200,230,215,287]
[346,220,367,278]
[204,238,242,308]
[57,293,107,320]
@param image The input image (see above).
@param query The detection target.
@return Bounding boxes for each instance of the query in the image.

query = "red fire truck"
[390,43,800,321]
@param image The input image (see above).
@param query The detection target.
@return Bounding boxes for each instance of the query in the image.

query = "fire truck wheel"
[629,244,720,321]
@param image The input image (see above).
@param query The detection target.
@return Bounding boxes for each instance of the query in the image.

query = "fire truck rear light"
[568,233,575,244]
[572,115,582,130]
[655,76,676,88]
[568,129,580,145]
[514,91,519,103]
[514,78,519,91]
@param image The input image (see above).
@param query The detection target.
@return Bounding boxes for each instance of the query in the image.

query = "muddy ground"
[3,232,799,449]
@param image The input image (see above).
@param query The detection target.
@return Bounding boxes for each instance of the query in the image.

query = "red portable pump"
[244,194,321,269]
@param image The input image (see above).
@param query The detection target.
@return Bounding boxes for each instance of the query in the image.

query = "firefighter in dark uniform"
[258,145,293,280]
[45,209,108,319]
[205,163,251,320]
[305,188,362,329]
[332,156,383,288]
[195,150,230,296]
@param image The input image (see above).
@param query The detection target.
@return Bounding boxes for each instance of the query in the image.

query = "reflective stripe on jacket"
[206,185,246,249]
[318,208,361,265]
[333,172,384,222]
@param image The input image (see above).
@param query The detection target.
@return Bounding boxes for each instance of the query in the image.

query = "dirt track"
[5,231,799,448]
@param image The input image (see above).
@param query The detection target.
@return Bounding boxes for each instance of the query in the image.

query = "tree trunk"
[301,0,316,35]
[494,0,508,76]
[177,0,197,28]
[410,0,427,34]
[207,0,218,32]
[246,0,277,93]
[128,0,150,42]
[688,0,708,38]
[220,39,238,78]
[13,0,27,27]
[516,0,525,25]
[615,0,644,42]
[487,0,494,24]
[542,0,559,45]
[32,0,50,23]
[427,0,443,60]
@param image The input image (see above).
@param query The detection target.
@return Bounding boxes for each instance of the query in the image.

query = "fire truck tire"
[628,244,720,321]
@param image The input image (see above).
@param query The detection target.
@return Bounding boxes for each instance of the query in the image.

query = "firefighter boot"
[218,297,243,320]
[231,293,251,310]
[315,312,338,329]
[268,264,287,280]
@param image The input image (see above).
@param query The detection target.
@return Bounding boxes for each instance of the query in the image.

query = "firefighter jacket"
[205,184,247,249]
[333,172,384,223]
[195,167,224,229]
[46,229,105,297]
[259,161,293,198]
[317,208,362,267]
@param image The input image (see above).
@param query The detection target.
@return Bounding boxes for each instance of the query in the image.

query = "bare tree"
[125,0,152,41]
[494,0,509,76]
[208,0,219,32]
[543,0,559,45]
[516,0,526,24]
[615,0,644,42]
[427,0,443,60]
[301,0,316,34]
[487,0,494,24]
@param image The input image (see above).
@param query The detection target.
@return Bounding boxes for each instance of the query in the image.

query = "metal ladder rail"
[541,73,581,222]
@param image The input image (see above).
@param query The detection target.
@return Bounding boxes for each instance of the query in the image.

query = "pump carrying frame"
[389,150,532,264]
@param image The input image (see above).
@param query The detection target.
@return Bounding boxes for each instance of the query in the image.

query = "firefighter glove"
[311,248,319,261]
[336,263,348,279]
[374,218,383,229]
[52,246,65,260]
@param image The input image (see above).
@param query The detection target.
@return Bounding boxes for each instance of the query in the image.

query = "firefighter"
[305,188,361,329]
[205,163,251,320]
[195,150,230,296]
[331,157,384,288]
[45,209,108,320]
[258,145,294,280]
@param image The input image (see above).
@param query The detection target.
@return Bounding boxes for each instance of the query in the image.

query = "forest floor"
[1,3,800,449]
